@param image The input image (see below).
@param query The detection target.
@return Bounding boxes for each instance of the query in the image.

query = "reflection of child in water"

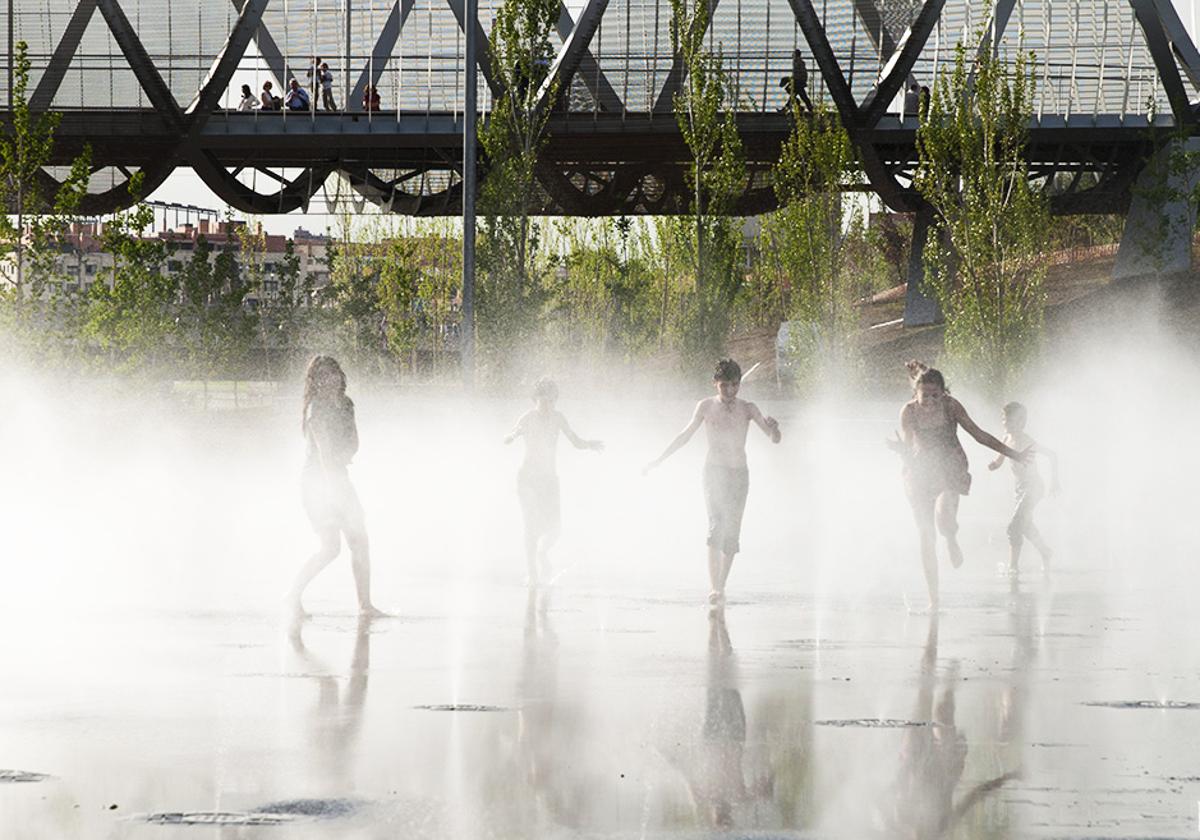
[988,402,1058,575]
[505,378,603,586]
[286,356,383,619]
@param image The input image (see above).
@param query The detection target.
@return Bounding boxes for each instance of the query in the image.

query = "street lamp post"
[461,0,477,387]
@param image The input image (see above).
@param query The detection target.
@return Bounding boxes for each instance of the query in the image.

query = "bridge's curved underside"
[4,0,1200,216]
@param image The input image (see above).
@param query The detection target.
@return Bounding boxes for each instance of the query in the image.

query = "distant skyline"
[144,0,1200,235]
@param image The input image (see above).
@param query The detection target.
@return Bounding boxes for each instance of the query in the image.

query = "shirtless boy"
[505,378,604,586]
[987,402,1058,575]
[644,359,782,605]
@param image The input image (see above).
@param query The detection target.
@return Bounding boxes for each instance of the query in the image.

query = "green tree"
[475,0,559,383]
[914,40,1050,393]
[0,39,91,364]
[766,100,863,389]
[669,0,747,369]
[83,182,179,374]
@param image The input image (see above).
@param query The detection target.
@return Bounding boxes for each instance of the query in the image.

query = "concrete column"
[1113,138,1200,281]
[903,206,943,327]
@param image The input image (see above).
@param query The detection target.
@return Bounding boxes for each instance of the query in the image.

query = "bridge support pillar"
[1113,138,1200,282]
[903,206,943,327]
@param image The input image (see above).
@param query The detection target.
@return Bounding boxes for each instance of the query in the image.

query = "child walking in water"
[505,378,604,586]
[988,402,1058,575]
[644,359,781,606]
[889,361,1026,612]
[286,356,384,619]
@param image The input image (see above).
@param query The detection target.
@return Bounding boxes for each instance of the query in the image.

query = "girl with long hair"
[286,356,383,618]
[889,361,1026,611]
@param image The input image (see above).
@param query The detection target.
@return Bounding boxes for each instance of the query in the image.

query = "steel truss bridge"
[3,0,1200,217]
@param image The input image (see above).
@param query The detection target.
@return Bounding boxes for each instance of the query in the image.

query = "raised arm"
[504,412,529,445]
[559,413,604,451]
[748,401,782,443]
[952,400,1024,461]
[644,401,706,473]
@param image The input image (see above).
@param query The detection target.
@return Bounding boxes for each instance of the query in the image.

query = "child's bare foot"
[359,604,390,619]
[947,539,964,569]
[708,590,725,607]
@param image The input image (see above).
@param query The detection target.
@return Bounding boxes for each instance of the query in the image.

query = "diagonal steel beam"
[652,0,722,113]
[1152,0,1200,91]
[853,0,898,63]
[549,1,622,112]
[537,0,620,113]
[227,0,287,90]
[95,0,183,127]
[29,0,99,111]
[349,0,415,109]
[1129,0,1193,124]
[786,0,859,124]
[445,0,502,97]
[189,0,269,119]
[861,0,945,125]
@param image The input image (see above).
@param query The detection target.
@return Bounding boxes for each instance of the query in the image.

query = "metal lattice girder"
[190,0,270,118]
[1129,0,1194,124]
[29,0,99,111]
[543,0,622,113]
[861,0,945,125]
[95,0,184,127]
[348,0,415,110]
[652,0,722,114]
[445,0,502,97]
[1153,0,1200,90]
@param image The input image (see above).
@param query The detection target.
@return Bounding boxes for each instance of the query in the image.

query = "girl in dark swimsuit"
[890,362,1026,611]
[285,355,384,619]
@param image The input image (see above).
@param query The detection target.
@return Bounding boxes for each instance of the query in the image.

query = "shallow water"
[1,377,1198,838]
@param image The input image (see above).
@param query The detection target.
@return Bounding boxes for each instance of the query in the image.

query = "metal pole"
[462,0,477,386]
[345,0,351,109]
[8,0,14,107]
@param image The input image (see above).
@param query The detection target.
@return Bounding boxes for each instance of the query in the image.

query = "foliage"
[669,0,747,372]
[765,99,864,390]
[475,0,560,385]
[914,39,1050,394]
[0,39,93,364]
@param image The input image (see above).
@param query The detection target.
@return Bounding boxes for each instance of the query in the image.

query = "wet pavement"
[4,567,1199,839]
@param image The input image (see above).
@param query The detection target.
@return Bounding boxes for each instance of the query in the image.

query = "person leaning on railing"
[260,81,282,110]
[362,85,381,113]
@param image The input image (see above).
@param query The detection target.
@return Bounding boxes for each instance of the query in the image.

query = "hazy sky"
[145,0,1200,235]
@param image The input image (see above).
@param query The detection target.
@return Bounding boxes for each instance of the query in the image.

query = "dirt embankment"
[727,245,1200,398]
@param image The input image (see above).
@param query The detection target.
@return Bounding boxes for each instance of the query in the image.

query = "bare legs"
[288,484,382,618]
[910,491,962,611]
[1007,496,1052,574]
[524,525,560,587]
[707,546,735,605]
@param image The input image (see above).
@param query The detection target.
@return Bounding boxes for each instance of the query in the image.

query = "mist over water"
[3,283,1200,837]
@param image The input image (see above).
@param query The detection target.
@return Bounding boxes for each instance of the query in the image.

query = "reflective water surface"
[4,571,1198,839]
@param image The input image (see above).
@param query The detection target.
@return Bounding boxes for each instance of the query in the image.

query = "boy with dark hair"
[988,402,1058,575]
[506,378,604,586]
[645,359,781,605]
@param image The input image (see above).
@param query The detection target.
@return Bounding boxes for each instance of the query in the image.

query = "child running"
[889,361,1027,611]
[987,401,1058,575]
[286,356,384,619]
[505,378,604,587]
[644,359,781,606]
